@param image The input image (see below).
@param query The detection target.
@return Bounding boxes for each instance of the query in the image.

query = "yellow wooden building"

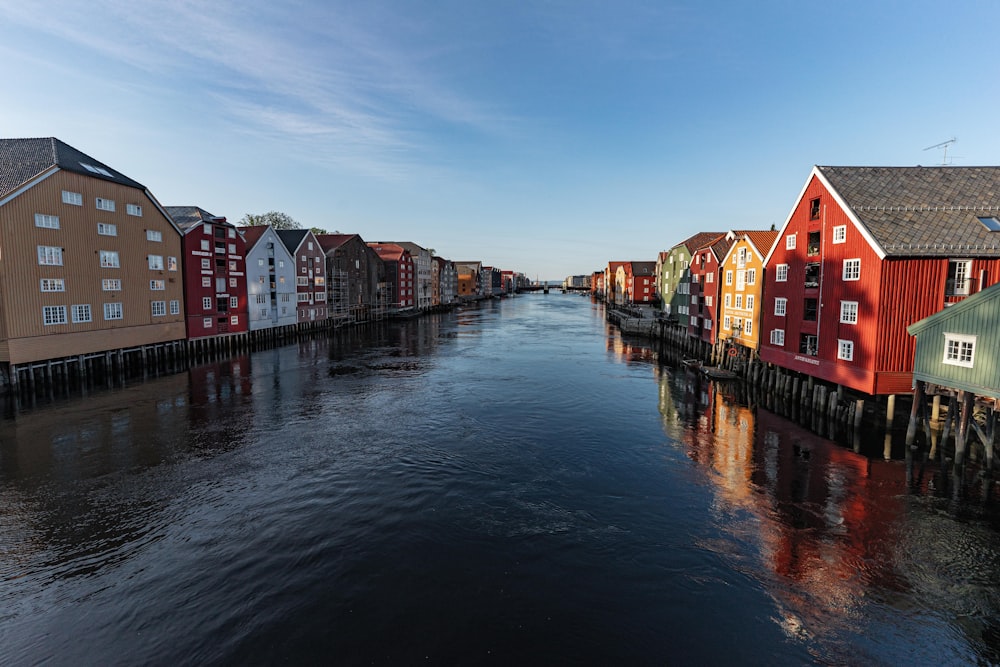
[716,230,778,353]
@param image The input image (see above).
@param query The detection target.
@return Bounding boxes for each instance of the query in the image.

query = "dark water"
[3,295,1000,666]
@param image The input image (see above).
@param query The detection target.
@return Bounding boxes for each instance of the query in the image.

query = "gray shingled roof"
[276,229,309,254]
[0,137,145,197]
[819,166,1000,256]
[163,206,223,233]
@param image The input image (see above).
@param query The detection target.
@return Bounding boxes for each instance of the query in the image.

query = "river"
[2,294,1000,665]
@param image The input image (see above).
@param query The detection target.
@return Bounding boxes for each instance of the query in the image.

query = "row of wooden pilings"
[2,316,369,404]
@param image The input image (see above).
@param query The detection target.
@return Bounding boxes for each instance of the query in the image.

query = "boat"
[680,359,702,369]
[700,366,739,380]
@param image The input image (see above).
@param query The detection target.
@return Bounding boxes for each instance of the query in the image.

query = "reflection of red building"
[166,206,248,340]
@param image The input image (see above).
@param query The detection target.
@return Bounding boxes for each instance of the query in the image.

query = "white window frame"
[38,245,63,266]
[943,332,976,368]
[62,190,83,206]
[43,305,67,325]
[725,270,733,285]
[746,295,755,310]
[786,234,796,249]
[230,315,239,325]
[744,319,753,335]
[202,277,212,288]
[71,304,92,323]
[203,318,213,328]
[150,279,165,291]
[775,264,788,282]
[151,301,166,317]
[98,223,117,236]
[35,213,60,229]
[102,278,122,291]
[843,258,861,281]
[40,278,66,292]
[148,255,164,270]
[146,229,162,242]
[770,329,785,346]
[200,239,210,251]
[169,300,180,315]
[230,296,238,308]
[100,250,120,268]
[746,268,756,285]
[723,315,731,330]
[127,204,143,217]
[774,297,787,317]
[202,297,212,310]
[832,225,847,244]
[724,294,732,308]
[837,339,854,361]
[96,197,116,212]
[840,301,859,324]
[168,256,178,271]
[103,302,123,320]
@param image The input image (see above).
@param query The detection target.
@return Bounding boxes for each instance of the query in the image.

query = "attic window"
[809,198,821,220]
[80,162,113,178]
[978,216,1000,232]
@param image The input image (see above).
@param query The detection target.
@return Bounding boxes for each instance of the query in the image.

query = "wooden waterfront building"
[455,261,482,298]
[239,225,298,333]
[391,242,433,308]
[659,232,724,325]
[759,166,1000,396]
[618,261,656,305]
[604,261,626,305]
[717,230,779,355]
[0,137,186,386]
[315,233,386,322]
[435,257,458,306]
[371,243,415,310]
[687,235,732,345]
[165,206,249,342]
[277,230,329,326]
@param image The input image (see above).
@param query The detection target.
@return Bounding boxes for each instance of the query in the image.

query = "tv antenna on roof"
[923,137,956,166]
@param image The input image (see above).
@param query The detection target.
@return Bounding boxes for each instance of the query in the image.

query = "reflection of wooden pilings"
[955,391,974,467]
[905,381,925,448]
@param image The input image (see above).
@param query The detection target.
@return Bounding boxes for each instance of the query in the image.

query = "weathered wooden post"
[905,381,925,448]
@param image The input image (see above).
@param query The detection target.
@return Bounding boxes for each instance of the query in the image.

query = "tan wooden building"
[0,138,186,372]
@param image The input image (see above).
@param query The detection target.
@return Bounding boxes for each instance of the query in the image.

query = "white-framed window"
[100,250,120,268]
[279,260,285,268]
[200,239,210,251]
[746,295,755,310]
[704,319,712,331]
[786,234,796,249]
[202,297,212,310]
[725,270,733,285]
[776,264,788,282]
[151,301,166,317]
[736,270,746,291]
[38,245,63,266]
[228,228,236,239]
[96,197,115,212]
[230,296,238,308]
[203,224,212,235]
[297,293,310,302]
[230,315,239,325]
[943,333,976,368]
[258,258,265,267]
[148,255,164,270]
[127,204,143,217]
[843,258,861,281]
[40,278,65,292]
[691,316,699,327]
[201,258,211,270]
[43,305,67,325]
[706,272,714,283]
[705,295,712,307]
[833,225,847,244]
[229,277,237,288]
[228,243,236,254]
[98,222,117,236]
[71,304,91,323]
[840,301,859,324]
[774,297,787,316]
[202,277,211,287]
[747,268,757,285]
[170,300,180,315]
[168,256,177,271]
[316,291,327,302]
[724,293,732,308]
[744,319,753,335]
[146,229,162,242]
[103,302,123,320]
[737,247,747,267]
[150,279,165,291]
[838,339,854,361]
[770,329,785,346]
[255,294,266,304]
[102,278,121,291]
[62,190,83,206]
[297,276,308,286]
[203,318,213,328]
[35,213,60,229]
[258,275,266,284]
[735,295,743,309]
[723,315,731,330]
[947,259,973,296]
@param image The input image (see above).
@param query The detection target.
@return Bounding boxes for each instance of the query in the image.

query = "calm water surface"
[3,295,1000,665]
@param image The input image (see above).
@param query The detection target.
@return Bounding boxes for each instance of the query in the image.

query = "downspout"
[816,204,826,355]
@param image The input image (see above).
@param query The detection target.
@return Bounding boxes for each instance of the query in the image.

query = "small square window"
[832,225,847,243]
[127,204,143,217]
[62,191,83,206]
[96,198,116,212]
[147,229,162,242]
[786,234,796,250]
[838,339,854,361]
[776,264,788,282]
[809,198,821,220]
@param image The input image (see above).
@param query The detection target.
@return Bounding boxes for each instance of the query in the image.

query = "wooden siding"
[181,221,248,339]
[718,237,767,351]
[0,170,185,364]
[9,321,185,363]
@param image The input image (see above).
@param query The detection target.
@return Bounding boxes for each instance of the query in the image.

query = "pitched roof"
[369,242,406,262]
[237,225,269,249]
[817,166,1000,257]
[164,206,225,233]
[671,231,725,254]
[743,230,779,257]
[0,137,146,197]
[315,233,357,252]
[276,229,310,254]
[630,261,656,276]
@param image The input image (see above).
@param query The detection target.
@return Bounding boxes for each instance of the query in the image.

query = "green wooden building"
[907,281,1000,400]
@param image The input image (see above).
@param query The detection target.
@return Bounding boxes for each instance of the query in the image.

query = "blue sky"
[2,1,998,280]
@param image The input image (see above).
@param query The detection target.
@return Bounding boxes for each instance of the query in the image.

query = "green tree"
[240,211,301,230]
[310,227,329,236]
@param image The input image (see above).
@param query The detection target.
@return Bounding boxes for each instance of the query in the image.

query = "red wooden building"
[165,206,248,340]
[759,166,1000,395]
[368,243,414,310]
[626,261,657,304]
[277,230,329,325]
[687,234,732,344]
